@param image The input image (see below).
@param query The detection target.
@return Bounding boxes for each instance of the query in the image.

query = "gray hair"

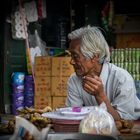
[68,25,110,63]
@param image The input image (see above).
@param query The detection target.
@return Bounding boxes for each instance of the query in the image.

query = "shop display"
[111,48,140,99]
[0,1,140,140]
[11,9,28,40]
[11,72,25,115]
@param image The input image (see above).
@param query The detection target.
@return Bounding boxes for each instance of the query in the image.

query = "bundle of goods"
[17,106,52,130]
[11,72,25,115]
[115,119,134,134]
[0,106,52,135]
[79,103,117,137]
[11,8,28,40]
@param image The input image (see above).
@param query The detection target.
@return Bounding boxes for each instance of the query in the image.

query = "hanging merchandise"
[18,0,36,80]
[24,1,38,22]
[11,8,28,40]
[27,30,47,73]
[37,0,47,19]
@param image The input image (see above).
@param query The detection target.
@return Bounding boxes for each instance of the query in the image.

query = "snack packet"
[10,116,50,140]
[79,102,117,137]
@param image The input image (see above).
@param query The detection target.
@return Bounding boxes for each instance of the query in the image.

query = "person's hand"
[82,75,105,99]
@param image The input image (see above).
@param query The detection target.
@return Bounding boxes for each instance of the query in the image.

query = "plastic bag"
[79,102,117,137]
[10,116,50,140]
[27,30,47,69]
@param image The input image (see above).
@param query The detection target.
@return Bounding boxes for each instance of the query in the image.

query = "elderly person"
[65,25,140,121]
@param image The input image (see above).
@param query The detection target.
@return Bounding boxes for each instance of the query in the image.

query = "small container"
[72,107,81,112]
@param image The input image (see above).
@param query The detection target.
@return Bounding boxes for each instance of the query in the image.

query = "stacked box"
[52,57,74,77]
[34,96,52,110]
[51,77,69,96]
[35,76,51,96]
[34,56,52,109]
[34,56,74,109]
[35,56,51,76]
[51,57,74,96]
[51,57,74,108]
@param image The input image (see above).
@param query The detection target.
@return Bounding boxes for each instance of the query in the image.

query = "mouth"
[84,66,95,76]
[74,67,82,74]
[74,68,81,72]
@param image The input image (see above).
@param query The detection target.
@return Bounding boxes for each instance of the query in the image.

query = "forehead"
[69,39,81,53]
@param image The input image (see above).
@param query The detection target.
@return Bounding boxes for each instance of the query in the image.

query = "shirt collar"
[100,62,109,86]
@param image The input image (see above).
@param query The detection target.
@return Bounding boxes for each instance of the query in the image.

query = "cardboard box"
[35,65,51,76]
[35,76,51,96]
[52,57,74,77]
[52,96,66,109]
[35,56,52,65]
[35,85,51,96]
[51,77,69,96]
[34,96,52,110]
[35,76,51,86]
[35,56,51,76]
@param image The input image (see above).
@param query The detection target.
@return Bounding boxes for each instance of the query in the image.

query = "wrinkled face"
[69,39,94,77]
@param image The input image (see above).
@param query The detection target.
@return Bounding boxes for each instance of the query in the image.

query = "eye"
[71,54,80,61]
[73,54,78,59]
[72,54,78,58]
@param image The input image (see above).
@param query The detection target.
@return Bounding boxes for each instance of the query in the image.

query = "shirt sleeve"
[65,74,84,107]
[112,76,140,120]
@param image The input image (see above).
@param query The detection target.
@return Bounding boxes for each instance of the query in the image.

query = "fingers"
[83,76,102,87]
[83,75,102,81]
[83,82,96,95]
[82,75,103,95]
